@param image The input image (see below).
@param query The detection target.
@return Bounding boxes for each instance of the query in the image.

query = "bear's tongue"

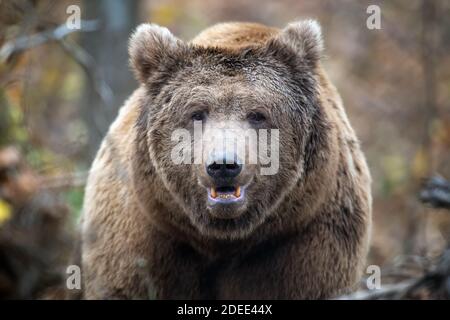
[210,186,241,199]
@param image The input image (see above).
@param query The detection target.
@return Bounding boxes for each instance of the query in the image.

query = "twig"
[337,280,417,300]
[1,19,115,107]
[58,38,114,106]
[338,249,450,300]
[0,20,99,62]
[420,175,450,210]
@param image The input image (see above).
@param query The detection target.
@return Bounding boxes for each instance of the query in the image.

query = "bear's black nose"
[206,160,242,179]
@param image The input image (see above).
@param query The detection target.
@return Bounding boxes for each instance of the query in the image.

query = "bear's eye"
[191,111,206,122]
[247,111,266,124]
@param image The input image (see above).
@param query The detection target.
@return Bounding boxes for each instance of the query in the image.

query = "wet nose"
[206,159,242,179]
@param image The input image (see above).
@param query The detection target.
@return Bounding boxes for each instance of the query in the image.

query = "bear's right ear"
[129,23,185,83]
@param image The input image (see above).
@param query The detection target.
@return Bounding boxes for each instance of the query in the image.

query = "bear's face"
[130,22,327,239]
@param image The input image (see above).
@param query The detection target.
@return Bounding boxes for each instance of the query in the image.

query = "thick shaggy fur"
[80,21,372,299]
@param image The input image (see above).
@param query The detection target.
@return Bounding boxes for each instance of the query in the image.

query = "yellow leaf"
[150,4,180,26]
[412,147,429,179]
[0,199,12,226]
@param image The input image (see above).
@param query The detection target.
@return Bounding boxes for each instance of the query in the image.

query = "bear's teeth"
[234,186,241,198]
[210,187,217,199]
[211,186,241,199]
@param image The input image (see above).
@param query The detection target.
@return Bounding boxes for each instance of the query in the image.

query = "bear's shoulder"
[190,22,279,50]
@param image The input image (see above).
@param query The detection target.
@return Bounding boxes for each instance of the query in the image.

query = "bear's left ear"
[129,23,185,83]
[268,20,323,67]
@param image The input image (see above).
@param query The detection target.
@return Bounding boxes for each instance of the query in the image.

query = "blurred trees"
[0,146,73,299]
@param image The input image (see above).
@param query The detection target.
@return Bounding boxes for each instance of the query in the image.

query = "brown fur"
[191,22,278,48]
[81,21,372,299]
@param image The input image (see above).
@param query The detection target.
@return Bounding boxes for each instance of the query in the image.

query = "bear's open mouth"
[208,185,244,203]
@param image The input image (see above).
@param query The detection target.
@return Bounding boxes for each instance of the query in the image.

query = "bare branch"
[0,19,114,107]
[420,176,450,210]
[58,38,114,106]
[337,280,416,300]
[0,20,99,62]
[338,249,450,299]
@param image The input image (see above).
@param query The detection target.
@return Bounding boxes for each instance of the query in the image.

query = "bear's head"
[129,21,332,239]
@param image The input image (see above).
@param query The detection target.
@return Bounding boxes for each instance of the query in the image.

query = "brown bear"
[80,20,372,299]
